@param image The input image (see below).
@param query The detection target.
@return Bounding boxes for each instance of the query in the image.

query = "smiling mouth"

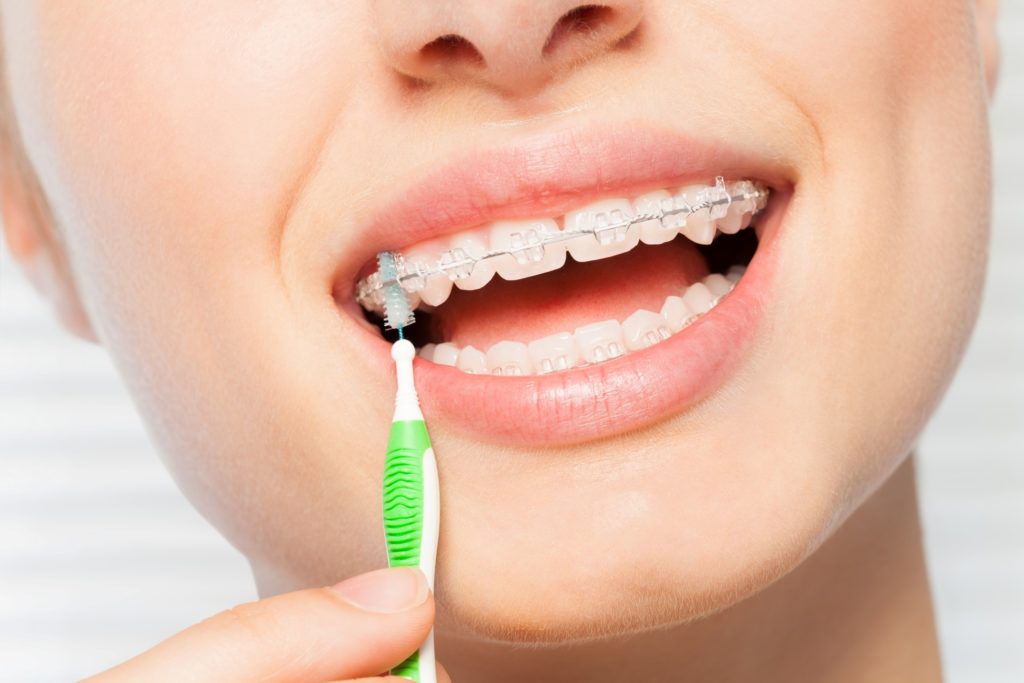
[352,177,771,376]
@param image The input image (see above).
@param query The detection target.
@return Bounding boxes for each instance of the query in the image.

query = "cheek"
[4,3,391,562]
[20,3,357,325]
[21,1,360,295]
[738,0,990,491]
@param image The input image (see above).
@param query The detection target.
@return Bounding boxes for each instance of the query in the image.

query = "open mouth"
[328,124,791,443]
[352,177,769,376]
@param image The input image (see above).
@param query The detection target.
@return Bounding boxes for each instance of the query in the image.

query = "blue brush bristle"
[376,251,415,332]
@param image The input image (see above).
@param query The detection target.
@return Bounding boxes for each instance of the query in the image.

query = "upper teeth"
[355,177,768,313]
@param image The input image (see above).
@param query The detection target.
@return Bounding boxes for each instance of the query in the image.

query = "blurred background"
[2,11,1022,683]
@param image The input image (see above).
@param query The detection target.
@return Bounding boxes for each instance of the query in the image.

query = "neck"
[441,457,943,683]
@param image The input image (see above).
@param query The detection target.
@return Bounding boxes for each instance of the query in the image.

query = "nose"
[371,1,645,96]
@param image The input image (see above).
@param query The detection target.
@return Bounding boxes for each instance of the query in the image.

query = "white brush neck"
[392,339,424,422]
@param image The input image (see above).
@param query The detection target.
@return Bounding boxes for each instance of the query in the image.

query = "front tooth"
[682,281,715,315]
[635,190,677,245]
[661,295,697,333]
[565,199,639,262]
[574,320,626,364]
[704,273,733,298]
[527,332,579,374]
[489,218,566,280]
[419,343,437,361]
[622,309,671,351]
[485,340,531,375]
[456,345,487,374]
[677,185,716,245]
[444,231,495,290]
[432,342,460,367]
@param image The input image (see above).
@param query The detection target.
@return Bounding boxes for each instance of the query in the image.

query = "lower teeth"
[417,266,744,376]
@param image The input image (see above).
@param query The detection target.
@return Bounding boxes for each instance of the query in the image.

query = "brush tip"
[377,251,416,332]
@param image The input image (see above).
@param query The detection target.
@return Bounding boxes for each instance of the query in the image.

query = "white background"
[2,11,1022,683]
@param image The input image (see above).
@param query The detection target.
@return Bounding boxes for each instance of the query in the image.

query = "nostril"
[542,5,616,58]
[419,34,486,69]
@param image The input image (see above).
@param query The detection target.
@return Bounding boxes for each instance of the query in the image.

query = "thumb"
[86,566,435,683]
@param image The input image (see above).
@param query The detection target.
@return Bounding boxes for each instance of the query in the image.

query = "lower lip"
[361,195,787,447]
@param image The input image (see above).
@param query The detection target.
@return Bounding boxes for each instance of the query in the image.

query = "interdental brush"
[377,251,440,683]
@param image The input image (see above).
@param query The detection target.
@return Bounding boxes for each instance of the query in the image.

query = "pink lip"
[338,123,793,445]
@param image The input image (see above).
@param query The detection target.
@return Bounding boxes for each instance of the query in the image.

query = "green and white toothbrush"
[378,251,439,683]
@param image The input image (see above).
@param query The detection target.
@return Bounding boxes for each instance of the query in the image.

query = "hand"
[83,566,449,683]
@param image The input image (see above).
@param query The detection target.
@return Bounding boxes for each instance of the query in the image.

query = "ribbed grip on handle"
[383,420,434,682]
[383,420,431,567]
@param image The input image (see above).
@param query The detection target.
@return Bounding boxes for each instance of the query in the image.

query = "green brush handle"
[383,419,438,682]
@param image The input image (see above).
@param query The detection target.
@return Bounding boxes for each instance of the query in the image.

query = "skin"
[0,1,1001,681]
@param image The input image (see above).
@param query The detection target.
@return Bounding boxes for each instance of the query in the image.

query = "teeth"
[417,271,453,306]
[485,341,531,376]
[527,332,579,374]
[574,319,626,364]
[432,342,460,367]
[446,231,495,290]
[634,190,677,245]
[716,181,756,234]
[622,309,671,351]
[726,265,746,283]
[717,208,750,234]
[489,218,566,280]
[418,343,437,361]
[565,199,639,262]
[358,272,386,313]
[682,281,715,315]
[705,177,731,221]
[677,185,716,245]
[660,295,697,333]
[456,345,487,373]
[360,176,767,378]
[363,177,765,374]
[438,245,474,281]
[356,178,769,315]
[405,241,453,306]
[703,273,733,298]
[730,180,759,215]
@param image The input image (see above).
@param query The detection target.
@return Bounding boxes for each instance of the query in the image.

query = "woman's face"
[1,1,994,642]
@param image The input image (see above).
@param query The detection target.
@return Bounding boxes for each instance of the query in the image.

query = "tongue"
[431,241,710,350]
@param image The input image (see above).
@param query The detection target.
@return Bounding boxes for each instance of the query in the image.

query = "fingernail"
[330,567,429,613]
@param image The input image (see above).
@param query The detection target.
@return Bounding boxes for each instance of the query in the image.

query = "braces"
[356,177,770,315]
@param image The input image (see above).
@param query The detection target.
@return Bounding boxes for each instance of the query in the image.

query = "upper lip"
[334,121,792,298]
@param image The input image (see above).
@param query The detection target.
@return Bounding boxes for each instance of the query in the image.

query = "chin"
[430,424,849,645]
